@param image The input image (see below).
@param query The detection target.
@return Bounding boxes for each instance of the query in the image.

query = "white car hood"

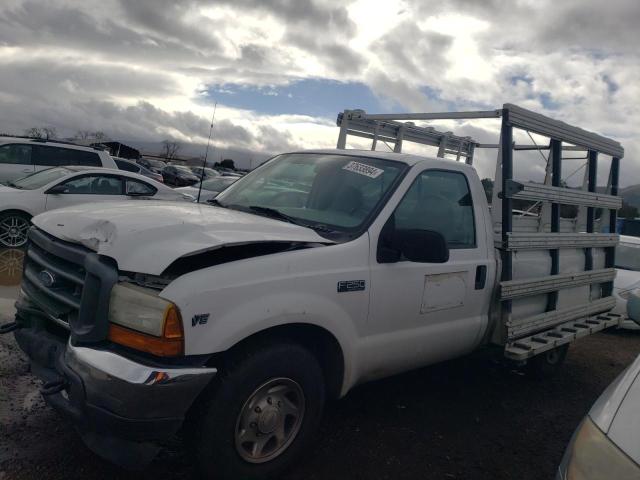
[32,201,333,275]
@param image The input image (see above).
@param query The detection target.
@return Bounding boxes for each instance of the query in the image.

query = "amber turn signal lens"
[108,303,184,357]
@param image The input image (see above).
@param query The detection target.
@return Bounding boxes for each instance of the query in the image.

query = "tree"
[74,130,110,142]
[25,127,57,140]
[220,158,235,170]
[161,140,180,159]
[619,202,639,219]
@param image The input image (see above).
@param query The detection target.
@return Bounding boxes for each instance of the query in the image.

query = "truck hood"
[32,201,333,275]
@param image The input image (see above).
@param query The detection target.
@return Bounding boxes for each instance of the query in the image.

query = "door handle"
[475,265,487,290]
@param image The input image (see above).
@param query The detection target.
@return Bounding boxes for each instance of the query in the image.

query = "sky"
[0,0,638,182]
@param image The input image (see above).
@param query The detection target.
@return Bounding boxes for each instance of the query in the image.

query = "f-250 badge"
[192,313,210,327]
[337,280,366,293]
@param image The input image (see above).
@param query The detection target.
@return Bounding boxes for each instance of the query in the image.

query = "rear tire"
[526,344,569,379]
[0,211,31,248]
[192,343,325,480]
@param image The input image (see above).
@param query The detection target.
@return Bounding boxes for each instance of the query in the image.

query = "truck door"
[363,168,492,379]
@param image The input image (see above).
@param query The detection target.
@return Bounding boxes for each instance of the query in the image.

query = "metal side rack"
[336,104,625,360]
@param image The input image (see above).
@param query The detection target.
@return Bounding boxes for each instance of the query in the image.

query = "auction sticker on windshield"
[342,161,384,179]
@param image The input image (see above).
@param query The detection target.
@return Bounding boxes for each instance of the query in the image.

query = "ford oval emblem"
[39,270,56,288]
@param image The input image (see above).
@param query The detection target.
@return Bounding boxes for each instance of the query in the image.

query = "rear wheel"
[526,344,569,379]
[192,343,325,480]
[0,212,31,248]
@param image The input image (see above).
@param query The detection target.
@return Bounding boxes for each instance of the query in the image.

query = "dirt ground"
[1,246,640,479]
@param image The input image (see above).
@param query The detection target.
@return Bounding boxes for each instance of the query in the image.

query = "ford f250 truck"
[2,104,626,479]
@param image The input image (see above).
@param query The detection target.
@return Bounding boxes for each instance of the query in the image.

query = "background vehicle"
[557,353,640,479]
[113,157,164,183]
[175,176,239,202]
[137,157,167,174]
[190,166,220,180]
[162,164,199,186]
[0,166,188,247]
[612,235,640,329]
[0,137,117,183]
[5,105,626,479]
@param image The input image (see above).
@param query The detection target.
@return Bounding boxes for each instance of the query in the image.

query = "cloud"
[0,0,637,185]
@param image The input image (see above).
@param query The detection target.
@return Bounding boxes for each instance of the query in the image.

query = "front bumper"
[13,311,217,468]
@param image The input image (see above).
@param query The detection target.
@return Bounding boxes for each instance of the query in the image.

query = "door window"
[0,144,32,165]
[57,175,123,194]
[115,159,140,172]
[393,170,476,249]
[126,179,156,195]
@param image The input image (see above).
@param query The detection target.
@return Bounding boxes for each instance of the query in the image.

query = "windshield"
[146,159,165,168]
[12,167,72,190]
[201,177,237,192]
[174,165,194,174]
[615,243,640,271]
[216,153,406,233]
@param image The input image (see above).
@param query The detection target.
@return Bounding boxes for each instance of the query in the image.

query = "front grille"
[22,230,89,328]
[21,227,118,343]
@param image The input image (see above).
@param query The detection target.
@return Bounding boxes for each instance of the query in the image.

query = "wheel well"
[215,324,345,400]
[0,209,32,219]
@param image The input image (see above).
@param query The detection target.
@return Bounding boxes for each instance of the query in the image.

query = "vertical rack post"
[393,124,405,153]
[337,110,350,149]
[604,157,620,296]
[585,150,597,270]
[547,139,562,311]
[500,109,513,318]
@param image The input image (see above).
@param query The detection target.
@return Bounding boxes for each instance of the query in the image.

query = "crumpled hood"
[32,201,332,275]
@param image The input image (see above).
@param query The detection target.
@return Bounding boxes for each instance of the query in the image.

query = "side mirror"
[45,184,68,194]
[378,228,449,264]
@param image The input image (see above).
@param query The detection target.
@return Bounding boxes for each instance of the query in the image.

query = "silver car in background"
[557,354,640,479]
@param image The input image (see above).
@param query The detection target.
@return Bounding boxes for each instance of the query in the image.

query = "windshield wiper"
[247,205,301,224]
[6,181,23,189]
[247,206,337,234]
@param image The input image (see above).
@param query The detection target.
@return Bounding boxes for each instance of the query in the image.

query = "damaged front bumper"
[13,310,217,469]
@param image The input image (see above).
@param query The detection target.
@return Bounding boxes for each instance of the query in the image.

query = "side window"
[0,144,32,165]
[57,175,123,195]
[393,170,476,249]
[126,179,156,196]
[33,146,101,167]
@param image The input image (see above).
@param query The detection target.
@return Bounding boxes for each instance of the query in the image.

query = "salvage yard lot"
[2,287,639,480]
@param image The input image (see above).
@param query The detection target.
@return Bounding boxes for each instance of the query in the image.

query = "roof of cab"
[286,148,474,169]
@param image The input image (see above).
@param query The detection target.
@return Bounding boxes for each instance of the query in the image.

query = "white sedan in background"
[175,176,239,203]
[0,166,190,247]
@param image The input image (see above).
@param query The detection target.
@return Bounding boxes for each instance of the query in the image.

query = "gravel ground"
[1,250,640,479]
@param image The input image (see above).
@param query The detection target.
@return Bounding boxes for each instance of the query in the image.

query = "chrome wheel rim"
[0,216,30,247]
[235,377,305,464]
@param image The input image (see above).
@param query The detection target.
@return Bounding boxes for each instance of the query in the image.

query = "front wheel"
[0,212,31,248]
[192,343,325,480]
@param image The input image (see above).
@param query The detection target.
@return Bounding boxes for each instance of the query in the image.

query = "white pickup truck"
[4,104,625,479]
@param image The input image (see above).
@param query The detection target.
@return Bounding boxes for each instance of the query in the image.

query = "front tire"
[193,343,325,480]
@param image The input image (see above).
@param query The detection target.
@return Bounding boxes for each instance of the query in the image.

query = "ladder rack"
[336,103,625,356]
